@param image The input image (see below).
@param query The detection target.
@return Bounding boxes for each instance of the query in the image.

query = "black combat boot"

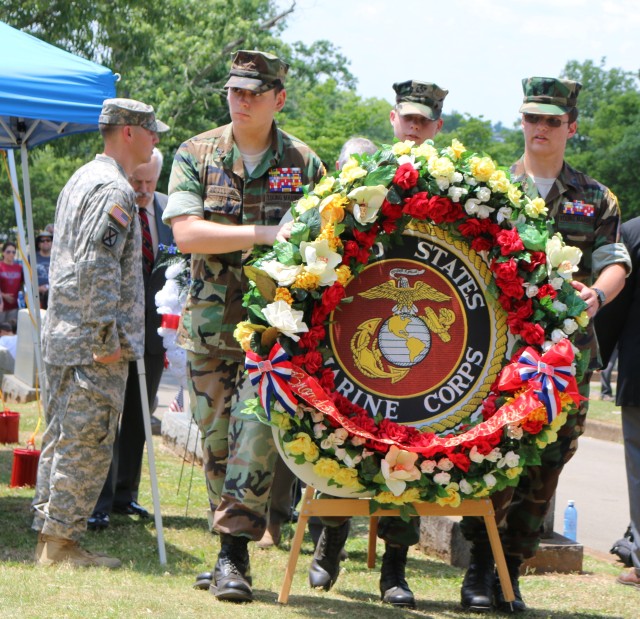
[461,544,495,612]
[210,534,253,603]
[308,521,350,591]
[379,543,416,608]
[495,556,526,613]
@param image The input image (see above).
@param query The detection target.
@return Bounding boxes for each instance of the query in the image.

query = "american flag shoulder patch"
[562,200,595,217]
[269,167,303,193]
[109,203,132,228]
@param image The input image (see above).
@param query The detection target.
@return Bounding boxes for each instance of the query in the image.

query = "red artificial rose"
[402,192,430,219]
[447,450,471,472]
[496,228,525,256]
[318,367,336,392]
[458,218,484,237]
[382,218,398,234]
[321,282,346,312]
[491,258,519,282]
[302,350,324,374]
[512,298,533,319]
[522,417,545,434]
[520,322,545,346]
[342,240,359,264]
[471,237,493,252]
[393,163,419,190]
[378,418,418,445]
[426,195,461,224]
[520,250,547,272]
[481,394,499,420]
[496,277,525,299]
[506,316,524,334]
[382,200,403,220]
[498,294,514,312]
[537,283,557,300]
[299,324,326,350]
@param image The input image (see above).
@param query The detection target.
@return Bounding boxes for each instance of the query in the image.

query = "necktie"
[138,208,154,273]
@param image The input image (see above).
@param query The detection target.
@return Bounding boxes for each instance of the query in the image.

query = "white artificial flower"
[524,283,539,298]
[476,186,492,202]
[464,174,478,186]
[546,235,582,280]
[563,318,579,334]
[452,171,464,183]
[350,435,366,447]
[507,424,524,440]
[299,238,342,286]
[437,457,454,471]
[498,450,520,469]
[260,260,303,287]
[552,299,568,312]
[448,186,467,203]
[551,329,566,343]
[433,471,451,485]
[396,154,417,168]
[420,459,437,473]
[485,448,501,463]
[496,206,513,224]
[542,340,554,352]
[334,447,347,461]
[262,300,309,341]
[436,177,451,191]
[342,452,362,467]
[310,409,325,423]
[464,198,495,219]
[550,276,565,290]
[347,185,388,224]
[313,423,325,439]
[469,446,485,463]
[459,479,474,495]
[483,473,497,488]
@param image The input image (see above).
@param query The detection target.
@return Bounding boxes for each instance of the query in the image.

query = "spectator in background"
[88,147,174,530]
[0,241,23,324]
[599,345,617,402]
[0,320,17,378]
[35,230,53,309]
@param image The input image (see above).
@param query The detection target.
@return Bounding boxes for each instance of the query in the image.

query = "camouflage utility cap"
[224,50,289,93]
[519,77,582,115]
[393,80,448,120]
[99,98,170,133]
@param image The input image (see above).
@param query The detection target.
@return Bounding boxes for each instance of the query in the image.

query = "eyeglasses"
[523,113,569,128]
[4,249,16,254]
[40,239,52,243]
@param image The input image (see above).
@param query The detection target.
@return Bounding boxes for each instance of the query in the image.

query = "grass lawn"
[0,399,635,618]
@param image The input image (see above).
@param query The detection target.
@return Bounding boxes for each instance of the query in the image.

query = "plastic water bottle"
[17,291,26,309]
[563,500,578,541]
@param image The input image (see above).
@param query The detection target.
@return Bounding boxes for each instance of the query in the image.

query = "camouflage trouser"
[460,373,592,560]
[187,352,278,541]
[31,360,128,540]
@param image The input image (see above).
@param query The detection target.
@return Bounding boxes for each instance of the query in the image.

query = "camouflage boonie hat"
[393,80,449,120]
[519,77,582,115]
[224,50,289,93]
[99,98,169,132]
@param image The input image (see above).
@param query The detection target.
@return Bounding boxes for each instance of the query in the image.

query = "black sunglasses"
[523,113,569,128]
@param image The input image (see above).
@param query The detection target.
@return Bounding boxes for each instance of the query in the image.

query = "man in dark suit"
[89,147,174,529]
[595,216,640,589]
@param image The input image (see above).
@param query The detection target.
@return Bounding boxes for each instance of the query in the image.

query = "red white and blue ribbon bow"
[245,343,298,419]
[499,339,579,423]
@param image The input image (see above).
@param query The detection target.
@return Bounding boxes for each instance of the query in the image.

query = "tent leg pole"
[136,358,167,565]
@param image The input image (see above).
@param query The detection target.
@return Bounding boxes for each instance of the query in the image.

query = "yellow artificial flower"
[336,264,352,286]
[392,140,414,156]
[233,321,266,352]
[507,183,523,205]
[317,223,343,251]
[313,457,341,479]
[474,487,491,498]
[319,193,348,226]
[339,157,368,185]
[505,466,523,480]
[334,467,363,489]
[285,432,319,462]
[488,169,511,194]
[435,483,461,508]
[274,287,294,305]
[427,156,456,180]
[272,411,293,430]
[576,311,590,328]
[446,138,467,160]
[313,176,336,197]
[375,487,421,505]
[295,194,320,215]
[524,196,549,219]
[469,156,497,182]
[412,141,437,160]
[294,269,321,291]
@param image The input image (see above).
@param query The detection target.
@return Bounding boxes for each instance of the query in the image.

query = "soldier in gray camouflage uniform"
[162,50,324,603]
[460,77,631,613]
[31,98,169,568]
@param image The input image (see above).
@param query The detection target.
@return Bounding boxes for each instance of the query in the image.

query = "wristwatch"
[592,287,606,308]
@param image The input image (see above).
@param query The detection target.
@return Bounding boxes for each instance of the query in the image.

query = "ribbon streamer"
[245,343,298,419]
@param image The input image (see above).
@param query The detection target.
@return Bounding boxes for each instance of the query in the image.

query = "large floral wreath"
[235,138,589,516]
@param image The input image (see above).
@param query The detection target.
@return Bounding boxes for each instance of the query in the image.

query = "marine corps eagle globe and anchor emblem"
[327,223,508,432]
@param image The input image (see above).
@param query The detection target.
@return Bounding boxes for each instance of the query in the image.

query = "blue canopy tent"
[0,22,166,564]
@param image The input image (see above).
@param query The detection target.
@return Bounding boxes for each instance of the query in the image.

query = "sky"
[278,0,640,127]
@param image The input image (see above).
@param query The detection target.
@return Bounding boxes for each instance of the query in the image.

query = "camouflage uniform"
[164,121,324,540]
[32,152,145,540]
[461,78,631,561]
[393,80,448,120]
